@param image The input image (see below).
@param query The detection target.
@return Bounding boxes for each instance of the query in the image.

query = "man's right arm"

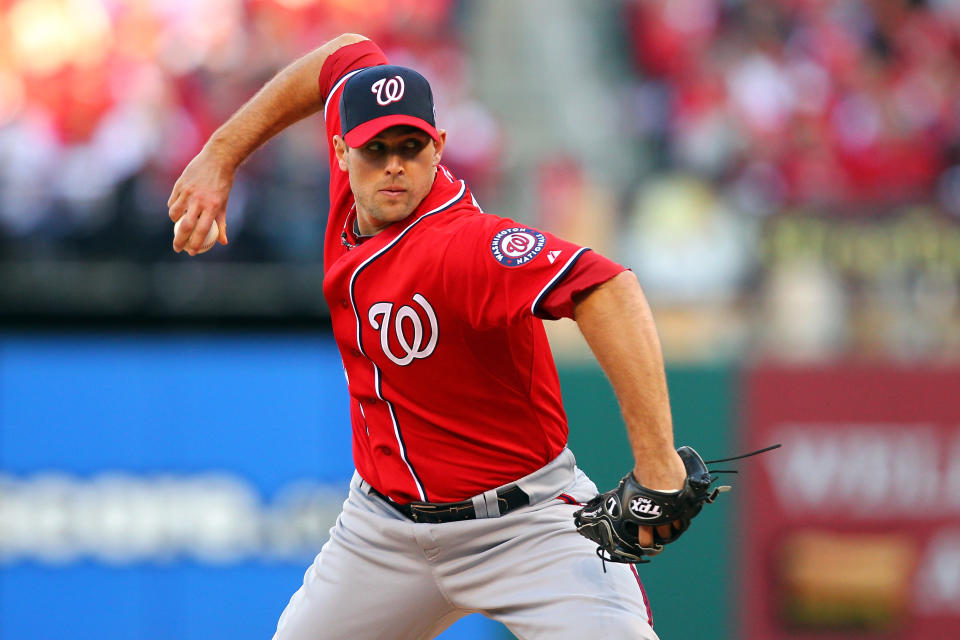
[572,270,687,549]
[168,33,369,255]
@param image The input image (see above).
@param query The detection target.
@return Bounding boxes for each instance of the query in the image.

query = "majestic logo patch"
[547,250,562,264]
[490,227,546,267]
[368,294,438,366]
[629,496,663,520]
[371,76,405,106]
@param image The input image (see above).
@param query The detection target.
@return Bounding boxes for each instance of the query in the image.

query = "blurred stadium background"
[1,0,959,638]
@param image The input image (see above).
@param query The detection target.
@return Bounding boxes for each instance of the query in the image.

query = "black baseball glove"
[573,446,726,564]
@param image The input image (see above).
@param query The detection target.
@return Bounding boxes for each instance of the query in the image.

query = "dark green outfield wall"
[557,363,738,639]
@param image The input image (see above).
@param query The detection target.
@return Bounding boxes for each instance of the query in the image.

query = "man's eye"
[366,143,383,153]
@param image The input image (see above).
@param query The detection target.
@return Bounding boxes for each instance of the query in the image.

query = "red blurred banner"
[741,365,960,639]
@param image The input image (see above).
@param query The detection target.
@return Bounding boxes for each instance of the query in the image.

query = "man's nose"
[385,152,404,175]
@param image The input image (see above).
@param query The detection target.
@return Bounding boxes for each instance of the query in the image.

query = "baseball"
[174,217,218,254]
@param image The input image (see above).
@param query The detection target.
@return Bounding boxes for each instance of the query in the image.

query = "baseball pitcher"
[168,34,718,639]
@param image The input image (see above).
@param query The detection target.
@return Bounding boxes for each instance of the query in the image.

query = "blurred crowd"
[1,0,959,360]
[613,0,960,361]
[627,0,960,209]
[0,0,499,262]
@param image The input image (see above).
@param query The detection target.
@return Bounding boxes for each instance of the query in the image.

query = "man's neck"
[354,209,393,237]
[353,216,377,239]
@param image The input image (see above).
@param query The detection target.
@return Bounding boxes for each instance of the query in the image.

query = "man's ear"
[333,135,349,171]
[432,129,447,166]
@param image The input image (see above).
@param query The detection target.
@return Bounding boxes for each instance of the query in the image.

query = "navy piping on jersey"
[347,179,467,502]
[324,67,370,121]
[530,247,589,318]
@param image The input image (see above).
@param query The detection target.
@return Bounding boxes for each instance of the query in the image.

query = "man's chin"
[375,200,415,221]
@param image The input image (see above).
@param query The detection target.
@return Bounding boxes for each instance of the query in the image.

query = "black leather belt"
[370,485,530,523]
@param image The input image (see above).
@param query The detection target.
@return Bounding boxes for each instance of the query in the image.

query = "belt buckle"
[407,503,428,523]
[408,502,444,523]
[408,500,471,523]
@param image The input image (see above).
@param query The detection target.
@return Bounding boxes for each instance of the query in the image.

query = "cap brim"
[343,115,440,148]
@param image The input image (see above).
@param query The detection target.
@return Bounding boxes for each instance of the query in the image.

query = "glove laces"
[703,443,781,465]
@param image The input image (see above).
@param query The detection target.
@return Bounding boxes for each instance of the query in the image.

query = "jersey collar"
[408,165,463,221]
[340,205,366,249]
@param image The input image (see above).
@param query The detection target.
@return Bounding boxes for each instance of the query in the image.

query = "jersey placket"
[341,181,467,503]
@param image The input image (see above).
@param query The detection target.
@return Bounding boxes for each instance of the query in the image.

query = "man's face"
[334,125,446,236]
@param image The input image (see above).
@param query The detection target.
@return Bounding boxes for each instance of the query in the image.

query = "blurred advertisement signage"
[741,365,960,639]
[0,334,502,640]
[0,334,355,640]
[0,473,343,565]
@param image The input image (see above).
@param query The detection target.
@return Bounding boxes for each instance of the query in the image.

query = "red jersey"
[319,41,625,503]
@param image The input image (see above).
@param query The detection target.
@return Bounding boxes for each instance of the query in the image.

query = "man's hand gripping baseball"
[168,146,234,255]
[167,33,369,256]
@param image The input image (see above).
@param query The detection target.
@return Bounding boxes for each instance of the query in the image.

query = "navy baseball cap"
[340,65,439,148]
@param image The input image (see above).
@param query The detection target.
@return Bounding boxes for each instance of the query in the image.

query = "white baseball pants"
[273,449,658,639]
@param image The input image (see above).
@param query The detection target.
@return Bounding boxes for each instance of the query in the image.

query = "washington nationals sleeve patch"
[490,227,546,267]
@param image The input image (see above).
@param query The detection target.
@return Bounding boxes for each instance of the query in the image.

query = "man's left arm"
[572,270,687,548]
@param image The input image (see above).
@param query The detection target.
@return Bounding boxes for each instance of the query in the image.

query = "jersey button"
[376,446,391,456]
[340,299,349,308]
[351,348,361,357]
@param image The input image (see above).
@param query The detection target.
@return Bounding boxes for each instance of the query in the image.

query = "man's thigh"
[434,482,658,639]
[273,481,460,640]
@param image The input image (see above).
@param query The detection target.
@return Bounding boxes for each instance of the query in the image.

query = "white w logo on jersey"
[371,76,405,106]
[368,294,438,366]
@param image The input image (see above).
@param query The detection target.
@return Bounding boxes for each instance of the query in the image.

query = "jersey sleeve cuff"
[532,249,627,320]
